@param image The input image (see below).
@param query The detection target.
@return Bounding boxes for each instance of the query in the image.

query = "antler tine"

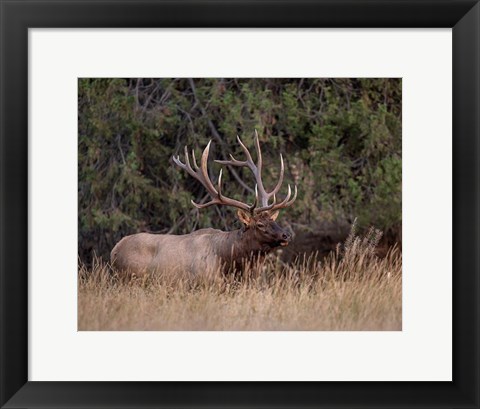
[237,135,255,165]
[199,141,218,195]
[268,153,285,198]
[183,146,193,172]
[190,199,214,209]
[254,129,262,171]
[214,155,244,166]
[247,184,258,213]
[172,149,193,178]
[267,184,298,213]
[217,168,224,198]
[214,135,254,167]
[286,184,298,206]
[191,149,199,170]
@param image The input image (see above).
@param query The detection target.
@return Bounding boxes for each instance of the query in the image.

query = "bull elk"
[110,131,297,278]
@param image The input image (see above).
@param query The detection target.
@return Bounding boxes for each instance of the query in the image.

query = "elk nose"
[282,232,290,240]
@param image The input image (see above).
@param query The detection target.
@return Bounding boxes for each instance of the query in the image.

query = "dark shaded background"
[78,78,401,265]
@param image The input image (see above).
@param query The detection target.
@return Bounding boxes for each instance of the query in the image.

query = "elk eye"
[257,222,265,228]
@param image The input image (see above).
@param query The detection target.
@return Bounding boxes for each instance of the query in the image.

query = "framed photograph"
[1,1,478,408]
[77,77,403,333]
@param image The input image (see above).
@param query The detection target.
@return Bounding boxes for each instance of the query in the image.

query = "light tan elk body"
[111,132,297,278]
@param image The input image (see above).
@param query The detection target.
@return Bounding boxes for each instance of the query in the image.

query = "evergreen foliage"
[78,78,401,263]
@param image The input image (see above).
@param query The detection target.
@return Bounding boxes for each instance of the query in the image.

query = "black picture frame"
[1,1,479,408]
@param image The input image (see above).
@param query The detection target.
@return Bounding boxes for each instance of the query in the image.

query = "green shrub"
[78,78,401,263]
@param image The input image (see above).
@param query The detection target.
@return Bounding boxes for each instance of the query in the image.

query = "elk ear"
[237,210,253,226]
[269,210,280,221]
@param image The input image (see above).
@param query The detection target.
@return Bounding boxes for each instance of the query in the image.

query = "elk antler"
[173,131,297,214]
[215,130,297,213]
[172,141,256,213]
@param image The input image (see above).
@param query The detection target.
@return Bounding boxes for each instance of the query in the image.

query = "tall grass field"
[78,227,402,331]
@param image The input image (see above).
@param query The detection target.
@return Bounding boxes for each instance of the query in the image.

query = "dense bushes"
[78,78,401,263]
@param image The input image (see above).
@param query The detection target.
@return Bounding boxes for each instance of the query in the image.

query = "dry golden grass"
[78,227,402,331]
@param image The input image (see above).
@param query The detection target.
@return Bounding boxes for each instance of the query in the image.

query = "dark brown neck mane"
[211,228,269,269]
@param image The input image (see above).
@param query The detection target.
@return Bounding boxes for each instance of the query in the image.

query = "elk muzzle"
[261,222,292,248]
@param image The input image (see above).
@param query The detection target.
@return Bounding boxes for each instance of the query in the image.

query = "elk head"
[172,130,297,249]
[236,209,292,251]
